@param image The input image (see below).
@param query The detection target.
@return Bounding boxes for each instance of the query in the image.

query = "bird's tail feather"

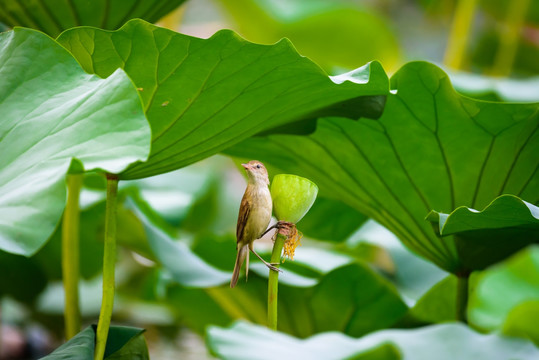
[230,245,249,288]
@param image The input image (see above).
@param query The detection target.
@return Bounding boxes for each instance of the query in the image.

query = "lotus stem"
[491,0,531,77]
[94,174,119,360]
[444,0,479,70]
[267,227,289,330]
[62,174,83,339]
[456,272,470,323]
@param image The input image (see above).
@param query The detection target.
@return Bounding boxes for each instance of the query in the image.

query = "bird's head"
[242,160,269,185]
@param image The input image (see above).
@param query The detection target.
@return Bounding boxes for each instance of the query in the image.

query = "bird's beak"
[241,163,250,170]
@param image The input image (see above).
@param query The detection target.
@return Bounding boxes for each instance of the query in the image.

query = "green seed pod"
[271,174,318,224]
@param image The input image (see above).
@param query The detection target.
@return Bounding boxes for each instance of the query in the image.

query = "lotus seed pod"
[271,174,318,224]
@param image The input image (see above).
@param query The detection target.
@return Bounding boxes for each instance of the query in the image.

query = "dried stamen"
[283,225,302,261]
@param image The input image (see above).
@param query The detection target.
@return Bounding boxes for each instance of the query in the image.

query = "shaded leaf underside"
[225,61,539,273]
[426,195,539,269]
[427,194,539,236]
[0,0,186,37]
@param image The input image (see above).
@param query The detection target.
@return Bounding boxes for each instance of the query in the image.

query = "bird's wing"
[236,191,251,245]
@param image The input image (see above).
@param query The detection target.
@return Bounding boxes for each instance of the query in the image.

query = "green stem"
[491,0,530,77]
[456,273,470,323]
[443,0,479,70]
[267,232,286,330]
[0,305,2,356]
[94,175,119,360]
[62,174,83,340]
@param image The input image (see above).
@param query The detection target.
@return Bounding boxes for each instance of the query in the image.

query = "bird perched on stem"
[231,160,280,288]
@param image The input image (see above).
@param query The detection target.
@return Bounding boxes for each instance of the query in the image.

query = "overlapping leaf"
[469,246,539,333]
[224,61,539,273]
[0,0,186,37]
[81,169,407,337]
[207,321,539,360]
[167,261,407,338]
[0,28,150,256]
[409,246,539,344]
[427,195,539,269]
[57,19,389,180]
[41,325,148,359]
[125,196,232,287]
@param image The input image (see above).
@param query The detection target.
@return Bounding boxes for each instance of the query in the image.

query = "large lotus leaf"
[298,197,368,242]
[224,61,539,274]
[410,275,456,323]
[469,246,539,332]
[170,215,406,337]
[427,195,539,270]
[167,262,407,338]
[207,320,539,360]
[123,196,231,287]
[0,28,150,256]
[41,325,148,359]
[502,300,539,346]
[0,250,48,304]
[57,19,389,180]
[0,0,186,37]
[304,263,408,337]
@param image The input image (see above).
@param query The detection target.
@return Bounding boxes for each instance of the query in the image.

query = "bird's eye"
[256,164,261,169]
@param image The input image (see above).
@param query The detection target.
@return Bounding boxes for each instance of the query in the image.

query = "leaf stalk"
[94,174,119,360]
[456,272,470,324]
[444,0,479,70]
[62,174,83,340]
[491,0,531,77]
[267,226,290,330]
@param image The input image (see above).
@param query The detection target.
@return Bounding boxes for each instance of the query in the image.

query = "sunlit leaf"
[502,300,539,346]
[207,320,539,360]
[409,275,457,323]
[57,19,389,180]
[0,28,150,256]
[469,246,539,331]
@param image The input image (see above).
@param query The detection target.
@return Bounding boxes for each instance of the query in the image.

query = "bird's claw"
[267,264,282,273]
[276,221,294,229]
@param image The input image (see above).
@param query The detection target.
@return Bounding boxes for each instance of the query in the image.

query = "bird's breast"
[245,185,272,240]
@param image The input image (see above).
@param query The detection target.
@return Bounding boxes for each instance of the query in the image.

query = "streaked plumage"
[230,160,273,288]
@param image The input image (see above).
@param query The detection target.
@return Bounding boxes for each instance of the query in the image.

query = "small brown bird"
[231,160,280,288]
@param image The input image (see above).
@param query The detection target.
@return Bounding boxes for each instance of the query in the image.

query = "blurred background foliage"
[1,0,538,359]
[3,156,537,358]
[175,0,539,78]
